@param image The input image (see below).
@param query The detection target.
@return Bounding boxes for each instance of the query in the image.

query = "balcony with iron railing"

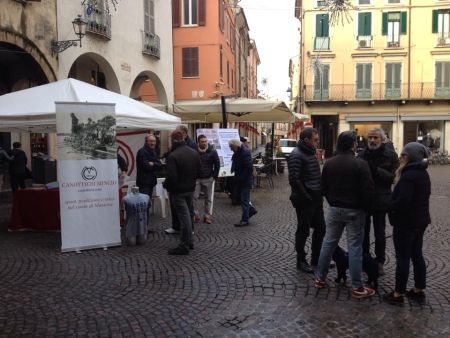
[436,32,450,47]
[305,83,450,101]
[142,31,160,59]
[314,37,330,51]
[83,3,111,40]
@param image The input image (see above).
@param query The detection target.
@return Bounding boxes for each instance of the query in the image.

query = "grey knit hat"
[401,142,429,163]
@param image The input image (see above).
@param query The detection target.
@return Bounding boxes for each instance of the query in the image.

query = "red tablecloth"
[9,189,124,231]
[9,189,60,231]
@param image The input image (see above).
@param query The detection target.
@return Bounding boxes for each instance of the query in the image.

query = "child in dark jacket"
[384,142,431,305]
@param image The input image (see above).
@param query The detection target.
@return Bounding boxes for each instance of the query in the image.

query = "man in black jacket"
[358,128,399,275]
[164,130,200,255]
[136,134,162,199]
[9,142,28,193]
[287,128,325,273]
[193,135,220,224]
[177,125,197,150]
[315,131,376,299]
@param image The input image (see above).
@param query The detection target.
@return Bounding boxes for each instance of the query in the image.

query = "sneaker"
[352,287,375,299]
[164,227,180,234]
[193,213,201,223]
[405,289,425,302]
[383,291,404,305]
[234,221,249,227]
[204,216,212,224]
[314,278,327,289]
[168,246,189,255]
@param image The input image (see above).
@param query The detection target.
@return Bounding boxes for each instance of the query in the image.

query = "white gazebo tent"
[0,78,180,132]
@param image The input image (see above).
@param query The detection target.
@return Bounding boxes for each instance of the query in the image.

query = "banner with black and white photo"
[56,102,121,252]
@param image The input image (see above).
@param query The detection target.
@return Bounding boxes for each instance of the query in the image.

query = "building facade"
[296,0,450,156]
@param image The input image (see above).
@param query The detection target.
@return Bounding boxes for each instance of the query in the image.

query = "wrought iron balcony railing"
[436,32,450,47]
[305,82,450,101]
[314,37,330,51]
[83,3,111,40]
[142,31,160,59]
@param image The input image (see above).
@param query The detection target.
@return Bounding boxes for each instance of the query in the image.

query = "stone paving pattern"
[0,166,449,337]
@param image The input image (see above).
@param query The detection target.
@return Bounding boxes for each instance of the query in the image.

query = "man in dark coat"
[315,131,375,299]
[177,125,197,150]
[358,128,399,275]
[9,142,28,192]
[229,138,257,227]
[136,134,162,199]
[287,128,325,273]
[163,130,200,255]
[193,134,220,224]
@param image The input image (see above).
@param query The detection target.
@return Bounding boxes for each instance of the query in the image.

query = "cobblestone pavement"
[0,166,449,337]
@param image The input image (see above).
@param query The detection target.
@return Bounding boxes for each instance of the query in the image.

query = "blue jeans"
[316,207,365,288]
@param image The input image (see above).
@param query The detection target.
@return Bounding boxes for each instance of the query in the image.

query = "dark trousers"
[393,226,427,294]
[294,201,326,266]
[171,192,194,250]
[363,211,387,264]
[10,173,26,193]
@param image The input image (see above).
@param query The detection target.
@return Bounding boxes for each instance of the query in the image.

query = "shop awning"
[173,98,300,123]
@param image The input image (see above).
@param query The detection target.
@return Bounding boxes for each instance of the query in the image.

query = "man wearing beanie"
[163,130,200,255]
[315,131,376,299]
[358,128,399,275]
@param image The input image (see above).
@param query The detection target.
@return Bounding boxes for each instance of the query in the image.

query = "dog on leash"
[332,246,379,289]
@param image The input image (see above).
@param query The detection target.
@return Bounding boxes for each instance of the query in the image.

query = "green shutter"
[382,12,388,35]
[432,10,438,33]
[316,14,323,37]
[358,13,365,36]
[323,14,329,37]
[401,12,407,34]
[366,13,372,35]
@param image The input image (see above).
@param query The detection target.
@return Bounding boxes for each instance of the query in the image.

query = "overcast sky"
[238,0,300,103]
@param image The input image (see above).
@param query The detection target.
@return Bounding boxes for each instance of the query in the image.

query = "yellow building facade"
[296,0,450,156]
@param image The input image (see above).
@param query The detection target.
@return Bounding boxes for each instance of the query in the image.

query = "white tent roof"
[0,78,180,132]
[173,98,304,123]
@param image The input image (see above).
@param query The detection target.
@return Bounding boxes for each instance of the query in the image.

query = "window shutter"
[436,62,442,87]
[182,48,199,77]
[365,64,372,90]
[199,0,206,26]
[444,62,450,88]
[366,13,372,35]
[323,14,329,37]
[316,14,323,37]
[314,66,321,91]
[173,0,180,27]
[219,0,224,32]
[356,64,363,89]
[382,12,388,35]
[432,10,438,33]
[394,63,401,87]
[192,48,199,77]
[386,63,393,88]
[323,65,330,89]
[358,13,365,36]
[144,0,150,32]
[400,12,407,34]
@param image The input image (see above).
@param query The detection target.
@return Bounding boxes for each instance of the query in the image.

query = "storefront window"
[349,122,393,149]
[403,121,444,151]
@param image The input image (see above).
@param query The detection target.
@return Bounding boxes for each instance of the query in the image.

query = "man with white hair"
[229,138,257,227]
[358,127,399,275]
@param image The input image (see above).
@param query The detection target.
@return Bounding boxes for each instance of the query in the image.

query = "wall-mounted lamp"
[51,15,88,54]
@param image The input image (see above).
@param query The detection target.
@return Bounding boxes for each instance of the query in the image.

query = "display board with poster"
[56,102,121,252]
[196,128,240,177]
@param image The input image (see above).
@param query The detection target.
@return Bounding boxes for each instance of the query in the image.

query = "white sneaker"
[164,227,179,234]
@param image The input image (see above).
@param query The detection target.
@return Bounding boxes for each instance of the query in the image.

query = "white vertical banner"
[56,102,121,252]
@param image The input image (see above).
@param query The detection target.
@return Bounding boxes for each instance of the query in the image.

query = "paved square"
[0,166,449,337]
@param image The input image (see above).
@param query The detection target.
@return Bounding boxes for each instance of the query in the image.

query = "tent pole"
[221,95,227,128]
[271,122,275,158]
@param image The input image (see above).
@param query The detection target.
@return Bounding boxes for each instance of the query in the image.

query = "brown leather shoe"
[204,216,212,224]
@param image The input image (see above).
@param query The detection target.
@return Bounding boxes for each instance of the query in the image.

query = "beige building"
[295,0,450,157]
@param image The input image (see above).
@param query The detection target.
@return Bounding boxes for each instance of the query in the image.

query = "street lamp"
[51,15,88,54]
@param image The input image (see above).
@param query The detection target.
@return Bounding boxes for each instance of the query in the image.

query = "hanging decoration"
[318,0,355,26]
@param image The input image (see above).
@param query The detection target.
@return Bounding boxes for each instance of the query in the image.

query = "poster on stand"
[196,128,239,177]
[56,102,121,252]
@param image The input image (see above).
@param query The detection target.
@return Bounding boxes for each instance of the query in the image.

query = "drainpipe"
[407,0,412,99]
